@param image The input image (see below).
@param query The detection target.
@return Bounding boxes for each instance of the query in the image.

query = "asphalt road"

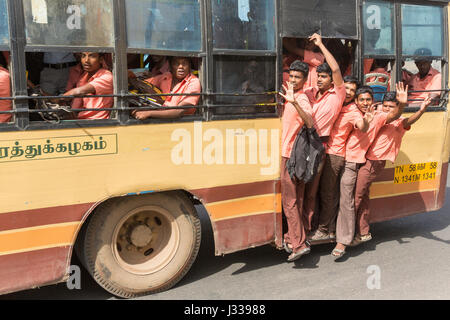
[2,179,450,301]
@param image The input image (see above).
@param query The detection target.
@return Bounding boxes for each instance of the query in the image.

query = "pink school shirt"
[147,72,201,116]
[408,68,441,101]
[0,66,12,123]
[304,84,346,137]
[303,50,324,89]
[326,102,363,157]
[366,117,410,163]
[281,91,313,158]
[345,111,388,164]
[77,68,114,120]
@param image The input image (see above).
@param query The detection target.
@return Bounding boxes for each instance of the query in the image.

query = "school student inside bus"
[0,52,11,123]
[407,48,442,105]
[62,52,114,120]
[132,56,201,120]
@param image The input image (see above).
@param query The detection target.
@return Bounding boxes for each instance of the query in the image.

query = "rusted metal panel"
[0,247,69,295]
[213,213,277,255]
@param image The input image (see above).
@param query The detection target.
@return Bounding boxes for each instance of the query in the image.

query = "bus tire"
[83,191,201,298]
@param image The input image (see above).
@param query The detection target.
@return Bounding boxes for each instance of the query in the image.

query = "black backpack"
[286,126,325,183]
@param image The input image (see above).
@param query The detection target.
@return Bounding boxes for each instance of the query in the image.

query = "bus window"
[402,4,443,57]
[364,57,393,102]
[0,0,9,46]
[213,56,275,115]
[125,0,201,52]
[212,0,275,50]
[362,1,394,56]
[27,51,115,122]
[362,1,395,101]
[325,39,356,78]
[401,4,445,107]
[402,58,442,107]
[281,0,357,39]
[129,56,203,120]
[22,0,114,47]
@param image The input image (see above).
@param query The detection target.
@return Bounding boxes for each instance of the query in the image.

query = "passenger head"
[0,52,7,68]
[381,91,398,113]
[316,62,333,92]
[304,38,316,51]
[343,75,359,104]
[81,52,104,75]
[355,86,374,113]
[170,57,191,81]
[372,58,390,70]
[288,60,309,91]
[414,48,433,78]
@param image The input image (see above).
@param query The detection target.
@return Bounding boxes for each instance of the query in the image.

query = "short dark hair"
[169,56,191,65]
[343,75,359,87]
[356,85,374,99]
[316,62,332,77]
[383,91,398,103]
[289,60,309,79]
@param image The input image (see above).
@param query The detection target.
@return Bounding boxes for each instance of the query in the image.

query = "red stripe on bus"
[190,180,280,204]
[369,189,442,223]
[0,203,95,232]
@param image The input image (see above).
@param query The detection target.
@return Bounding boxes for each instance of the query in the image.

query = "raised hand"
[364,104,375,123]
[279,82,295,104]
[420,95,433,112]
[395,82,408,105]
[308,33,323,47]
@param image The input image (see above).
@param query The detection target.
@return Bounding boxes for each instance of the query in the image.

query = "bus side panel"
[0,247,69,295]
[191,180,282,255]
[0,203,94,295]
[437,115,450,209]
[369,162,447,223]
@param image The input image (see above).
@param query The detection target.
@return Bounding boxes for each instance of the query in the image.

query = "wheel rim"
[112,205,180,275]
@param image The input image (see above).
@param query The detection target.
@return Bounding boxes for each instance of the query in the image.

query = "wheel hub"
[130,224,153,248]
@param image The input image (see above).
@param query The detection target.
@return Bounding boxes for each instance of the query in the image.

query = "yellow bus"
[0,0,448,298]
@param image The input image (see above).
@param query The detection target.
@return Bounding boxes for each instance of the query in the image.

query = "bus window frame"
[208,0,280,121]
[360,0,448,113]
[123,0,207,125]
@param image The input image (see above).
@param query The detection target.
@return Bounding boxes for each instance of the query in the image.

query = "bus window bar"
[0,103,279,115]
[0,88,447,102]
[0,92,278,101]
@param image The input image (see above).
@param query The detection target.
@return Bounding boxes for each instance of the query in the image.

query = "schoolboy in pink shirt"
[63,52,113,120]
[278,60,314,262]
[408,48,441,104]
[332,83,408,260]
[302,33,346,234]
[132,57,201,119]
[310,76,371,242]
[0,65,11,123]
[351,92,432,246]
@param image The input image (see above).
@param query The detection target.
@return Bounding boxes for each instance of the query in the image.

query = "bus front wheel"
[83,191,201,298]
